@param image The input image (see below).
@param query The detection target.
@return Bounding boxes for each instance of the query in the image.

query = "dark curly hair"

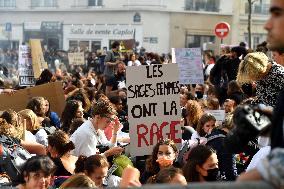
[18,156,56,184]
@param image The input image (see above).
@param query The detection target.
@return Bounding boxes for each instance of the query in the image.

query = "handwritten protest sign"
[68,52,85,65]
[18,45,35,86]
[0,82,65,116]
[174,48,204,84]
[30,39,48,78]
[205,110,225,127]
[127,64,182,156]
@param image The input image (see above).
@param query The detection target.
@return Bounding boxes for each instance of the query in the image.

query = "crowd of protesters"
[2,1,284,187]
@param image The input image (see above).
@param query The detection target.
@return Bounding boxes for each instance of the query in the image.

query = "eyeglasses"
[103,115,115,123]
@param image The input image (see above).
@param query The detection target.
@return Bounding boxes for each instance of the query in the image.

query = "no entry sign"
[215,22,230,39]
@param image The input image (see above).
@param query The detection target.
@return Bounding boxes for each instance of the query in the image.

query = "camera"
[240,105,271,133]
[224,104,271,153]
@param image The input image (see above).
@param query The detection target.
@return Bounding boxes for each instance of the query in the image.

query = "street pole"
[248,0,252,49]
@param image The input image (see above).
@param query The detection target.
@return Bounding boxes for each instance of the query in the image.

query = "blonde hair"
[18,109,41,131]
[237,52,269,84]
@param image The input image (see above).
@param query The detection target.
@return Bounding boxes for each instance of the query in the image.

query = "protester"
[237,52,284,107]
[141,139,178,184]
[74,154,121,187]
[104,41,121,79]
[152,167,187,185]
[61,100,84,133]
[183,145,219,182]
[0,109,24,140]
[68,118,85,135]
[35,69,53,86]
[59,174,97,189]
[26,97,52,129]
[191,113,216,140]
[223,99,236,114]
[272,50,284,66]
[16,156,56,189]
[206,114,238,181]
[47,130,78,176]
[105,62,126,96]
[18,109,47,145]
[70,95,123,157]
[227,80,247,105]
[44,99,61,128]
[127,53,141,66]
[206,97,220,110]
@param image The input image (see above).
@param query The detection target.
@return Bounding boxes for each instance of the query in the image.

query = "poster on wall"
[127,64,182,156]
[174,48,204,84]
[18,45,35,86]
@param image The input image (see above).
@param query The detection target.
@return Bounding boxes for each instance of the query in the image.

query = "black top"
[271,88,284,149]
[206,129,238,181]
[106,73,126,91]
[52,158,72,176]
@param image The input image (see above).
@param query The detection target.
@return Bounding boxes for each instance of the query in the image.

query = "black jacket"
[206,129,238,181]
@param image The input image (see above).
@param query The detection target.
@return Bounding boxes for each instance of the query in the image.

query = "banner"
[0,82,65,116]
[174,48,204,84]
[18,45,35,86]
[127,64,182,156]
[68,52,85,65]
[30,39,48,78]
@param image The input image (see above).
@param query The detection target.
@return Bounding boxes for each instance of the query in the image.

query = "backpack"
[0,135,32,183]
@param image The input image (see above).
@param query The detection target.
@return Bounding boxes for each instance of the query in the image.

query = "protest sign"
[30,39,48,78]
[205,110,226,122]
[68,52,85,65]
[18,45,35,86]
[0,82,65,116]
[127,64,182,156]
[175,48,204,84]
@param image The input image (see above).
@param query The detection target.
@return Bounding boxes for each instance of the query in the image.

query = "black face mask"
[203,168,220,181]
[195,91,204,99]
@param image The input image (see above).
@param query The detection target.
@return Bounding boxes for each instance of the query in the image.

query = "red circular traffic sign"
[215,22,230,39]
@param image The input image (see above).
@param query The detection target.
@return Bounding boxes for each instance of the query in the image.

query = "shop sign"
[41,21,62,32]
[24,22,42,31]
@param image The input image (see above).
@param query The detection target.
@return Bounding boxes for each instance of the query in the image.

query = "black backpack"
[0,135,32,184]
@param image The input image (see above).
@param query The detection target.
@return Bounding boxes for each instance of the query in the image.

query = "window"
[245,1,269,15]
[88,0,103,6]
[0,0,15,7]
[244,33,267,50]
[31,0,57,7]
[185,0,220,12]
[186,35,215,49]
[91,41,101,52]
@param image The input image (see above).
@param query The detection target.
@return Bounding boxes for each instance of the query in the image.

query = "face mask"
[203,168,220,181]
[90,78,96,86]
[195,91,204,99]
[156,157,174,167]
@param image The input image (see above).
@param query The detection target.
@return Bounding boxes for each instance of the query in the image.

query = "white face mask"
[91,78,96,86]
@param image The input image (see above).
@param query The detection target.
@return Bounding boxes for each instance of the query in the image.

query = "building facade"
[0,0,270,54]
[233,0,270,50]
